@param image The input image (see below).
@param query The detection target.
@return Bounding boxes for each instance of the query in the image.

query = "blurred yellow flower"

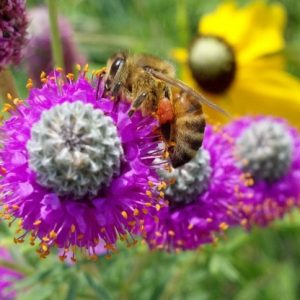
[173,1,300,127]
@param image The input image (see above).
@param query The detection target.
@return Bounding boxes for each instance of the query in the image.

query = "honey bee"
[98,52,228,168]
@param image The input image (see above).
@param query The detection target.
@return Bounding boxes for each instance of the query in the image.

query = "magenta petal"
[18,181,33,197]
[11,151,27,166]
[41,193,61,209]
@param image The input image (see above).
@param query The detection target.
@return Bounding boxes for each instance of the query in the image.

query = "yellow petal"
[235,1,286,64]
[205,65,300,129]
[199,1,244,47]
[170,48,188,63]
[199,1,286,64]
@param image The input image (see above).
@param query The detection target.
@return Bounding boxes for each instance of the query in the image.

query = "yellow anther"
[26,79,33,89]
[148,180,154,187]
[155,231,162,237]
[7,93,12,100]
[13,98,23,106]
[155,204,161,211]
[49,230,57,239]
[219,222,229,231]
[15,228,22,234]
[56,67,63,73]
[95,67,106,77]
[89,254,98,261]
[70,224,76,233]
[188,223,194,230]
[75,64,81,71]
[12,204,19,210]
[83,64,89,72]
[158,181,167,191]
[33,220,42,226]
[41,244,48,252]
[40,71,46,79]
[59,255,66,262]
[168,230,175,236]
[66,73,74,81]
[142,208,148,215]
[121,211,128,219]
[163,151,170,159]
[240,219,248,226]
[42,236,50,242]
[133,209,139,216]
[146,190,152,197]
[145,202,152,207]
[2,103,13,113]
[128,221,136,227]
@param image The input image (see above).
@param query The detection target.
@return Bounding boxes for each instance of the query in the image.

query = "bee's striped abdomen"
[170,111,205,168]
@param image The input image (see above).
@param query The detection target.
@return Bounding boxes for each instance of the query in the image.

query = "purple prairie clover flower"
[0,247,23,300]
[145,126,246,251]
[225,116,300,227]
[0,71,164,261]
[0,0,28,69]
[24,6,86,86]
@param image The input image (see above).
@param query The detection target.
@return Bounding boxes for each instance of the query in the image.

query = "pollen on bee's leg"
[156,97,174,124]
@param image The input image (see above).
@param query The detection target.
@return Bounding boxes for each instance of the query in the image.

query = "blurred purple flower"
[0,72,163,261]
[0,0,28,69]
[145,126,245,251]
[0,248,22,300]
[25,7,85,86]
[225,116,300,227]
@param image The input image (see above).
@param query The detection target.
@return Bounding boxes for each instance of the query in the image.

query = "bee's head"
[104,52,127,96]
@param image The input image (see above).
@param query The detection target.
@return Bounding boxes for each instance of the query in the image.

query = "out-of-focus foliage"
[2,212,300,300]
[3,0,300,299]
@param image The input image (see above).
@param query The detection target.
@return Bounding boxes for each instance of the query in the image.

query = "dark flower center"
[188,35,236,94]
[158,149,211,209]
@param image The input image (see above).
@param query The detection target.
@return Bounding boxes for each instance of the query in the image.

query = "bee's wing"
[147,68,231,118]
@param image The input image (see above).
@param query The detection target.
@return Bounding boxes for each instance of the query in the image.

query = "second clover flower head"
[145,126,246,251]
[225,116,300,227]
[0,70,165,261]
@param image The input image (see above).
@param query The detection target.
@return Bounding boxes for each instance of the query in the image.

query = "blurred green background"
[3,0,300,299]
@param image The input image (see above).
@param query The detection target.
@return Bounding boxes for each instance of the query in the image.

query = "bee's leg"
[95,67,107,99]
[163,85,172,99]
[128,92,148,117]
[111,81,122,98]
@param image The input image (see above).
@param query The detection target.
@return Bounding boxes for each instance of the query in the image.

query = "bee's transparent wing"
[147,68,231,118]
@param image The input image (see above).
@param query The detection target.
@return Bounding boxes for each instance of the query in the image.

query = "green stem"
[47,0,64,69]
[158,252,201,300]
[176,0,189,46]
[118,250,151,300]
[0,68,18,106]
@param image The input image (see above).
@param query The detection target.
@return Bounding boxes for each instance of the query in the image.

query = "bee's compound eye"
[110,58,124,77]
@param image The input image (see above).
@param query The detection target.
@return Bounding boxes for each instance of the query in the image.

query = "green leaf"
[84,273,111,300]
[209,254,240,282]
[65,277,79,300]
